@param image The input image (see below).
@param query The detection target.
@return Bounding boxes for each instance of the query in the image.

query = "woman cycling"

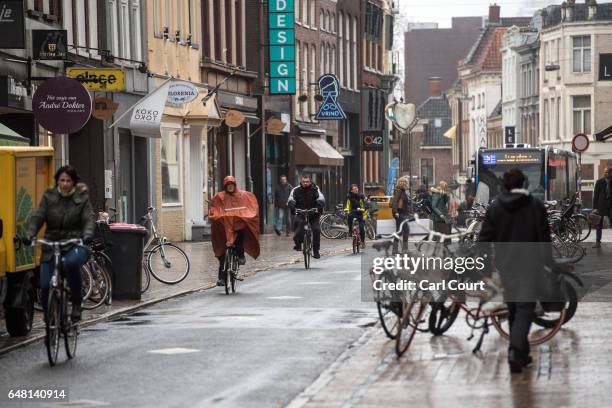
[25,165,94,322]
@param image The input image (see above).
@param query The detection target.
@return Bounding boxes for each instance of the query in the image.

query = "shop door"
[69,119,105,211]
[119,130,149,223]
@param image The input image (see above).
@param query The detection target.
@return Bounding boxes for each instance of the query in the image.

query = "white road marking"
[267,296,304,300]
[148,348,200,355]
[300,282,331,285]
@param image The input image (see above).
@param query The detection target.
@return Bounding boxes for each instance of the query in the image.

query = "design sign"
[32,30,68,60]
[315,74,346,120]
[33,77,92,134]
[166,81,199,105]
[268,0,296,95]
[0,0,25,48]
[67,68,126,92]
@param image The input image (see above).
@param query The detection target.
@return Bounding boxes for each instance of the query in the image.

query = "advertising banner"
[0,0,25,48]
[67,68,126,92]
[129,81,172,138]
[268,0,296,95]
[33,77,92,134]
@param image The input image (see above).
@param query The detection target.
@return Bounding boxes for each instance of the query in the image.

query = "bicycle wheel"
[46,290,61,367]
[141,261,151,294]
[490,307,565,346]
[353,233,359,254]
[320,214,339,239]
[534,281,578,328]
[96,252,114,305]
[147,242,190,284]
[82,259,111,310]
[395,300,428,357]
[428,297,461,336]
[375,272,401,339]
[366,220,376,240]
[80,263,94,302]
[573,214,591,242]
[64,300,78,359]
[303,231,311,269]
[224,250,234,295]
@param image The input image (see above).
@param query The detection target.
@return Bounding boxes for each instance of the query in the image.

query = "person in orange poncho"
[208,176,260,286]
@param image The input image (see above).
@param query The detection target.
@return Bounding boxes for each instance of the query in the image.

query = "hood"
[497,189,531,212]
[223,176,237,189]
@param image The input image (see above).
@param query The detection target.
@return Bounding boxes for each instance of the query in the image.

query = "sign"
[32,30,68,60]
[315,74,346,120]
[104,170,113,199]
[268,0,296,95]
[33,77,92,134]
[599,54,612,81]
[384,102,396,122]
[67,68,126,92]
[392,103,416,131]
[166,81,199,105]
[386,158,399,196]
[129,81,172,138]
[225,110,246,128]
[266,117,285,135]
[92,97,119,120]
[0,0,25,48]
[482,153,496,165]
[572,133,590,153]
[504,126,516,144]
[363,131,384,151]
[482,151,542,166]
[0,76,31,111]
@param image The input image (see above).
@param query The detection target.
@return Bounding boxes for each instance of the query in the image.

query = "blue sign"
[315,74,346,120]
[483,154,497,165]
[386,158,399,196]
[269,0,296,95]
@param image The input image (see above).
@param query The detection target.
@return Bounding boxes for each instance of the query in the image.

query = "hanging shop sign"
[362,131,384,152]
[504,126,516,145]
[225,110,246,128]
[33,77,92,134]
[315,74,346,120]
[67,68,126,92]
[32,30,68,60]
[0,0,25,48]
[166,81,199,105]
[268,0,296,95]
[92,97,119,120]
[129,81,172,138]
[266,117,285,135]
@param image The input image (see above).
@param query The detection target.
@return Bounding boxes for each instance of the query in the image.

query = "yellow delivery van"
[0,147,54,336]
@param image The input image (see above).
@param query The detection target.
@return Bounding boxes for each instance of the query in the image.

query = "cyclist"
[288,174,325,259]
[209,176,260,287]
[391,177,411,252]
[24,166,94,323]
[344,184,367,248]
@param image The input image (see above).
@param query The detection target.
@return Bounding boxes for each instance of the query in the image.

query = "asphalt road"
[0,251,376,408]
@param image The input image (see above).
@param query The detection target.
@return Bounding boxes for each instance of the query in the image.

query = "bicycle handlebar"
[295,208,320,214]
[31,237,84,248]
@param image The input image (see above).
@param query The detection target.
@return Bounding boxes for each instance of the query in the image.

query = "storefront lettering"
[134,109,160,122]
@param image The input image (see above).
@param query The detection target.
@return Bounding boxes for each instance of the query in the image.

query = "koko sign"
[268,0,296,95]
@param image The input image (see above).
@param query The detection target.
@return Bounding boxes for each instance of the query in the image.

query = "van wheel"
[5,293,35,336]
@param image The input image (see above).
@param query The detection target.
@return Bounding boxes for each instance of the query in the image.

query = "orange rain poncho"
[208,176,261,259]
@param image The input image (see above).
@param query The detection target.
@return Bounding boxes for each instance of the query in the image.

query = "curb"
[0,245,352,357]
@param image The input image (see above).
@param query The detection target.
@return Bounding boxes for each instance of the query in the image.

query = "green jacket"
[27,187,95,262]
[430,188,449,223]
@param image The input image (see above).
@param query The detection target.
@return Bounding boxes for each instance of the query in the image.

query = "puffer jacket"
[287,184,325,214]
[27,187,95,262]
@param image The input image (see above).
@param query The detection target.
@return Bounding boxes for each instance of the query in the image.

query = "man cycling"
[344,184,368,248]
[209,176,260,287]
[288,174,325,259]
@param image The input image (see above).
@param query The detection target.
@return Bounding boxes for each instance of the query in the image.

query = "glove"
[21,236,32,246]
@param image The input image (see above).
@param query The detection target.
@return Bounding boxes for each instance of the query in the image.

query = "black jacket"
[478,189,552,301]
[27,187,95,262]
[288,184,325,213]
[344,192,367,213]
[274,183,293,208]
[592,177,612,212]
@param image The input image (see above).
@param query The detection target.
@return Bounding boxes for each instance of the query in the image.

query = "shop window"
[161,129,182,205]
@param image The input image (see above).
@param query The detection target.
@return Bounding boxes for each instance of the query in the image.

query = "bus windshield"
[476,150,545,203]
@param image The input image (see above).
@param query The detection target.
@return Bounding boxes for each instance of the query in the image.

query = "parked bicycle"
[296,208,319,269]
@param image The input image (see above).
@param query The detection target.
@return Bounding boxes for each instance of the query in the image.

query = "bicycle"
[139,207,190,293]
[222,244,243,295]
[295,208,319,269]
[26,237,84,367]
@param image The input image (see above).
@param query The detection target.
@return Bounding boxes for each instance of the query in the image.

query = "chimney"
[429,77,442,98]
[489,3,501,24]
[587,0,598,20]
[566,0,575,22]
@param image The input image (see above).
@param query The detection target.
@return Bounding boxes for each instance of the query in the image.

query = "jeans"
[293,215,321,252]
[394,213,410,243]
[275,207,292,234]
[347,211,365,242]
[40,246,89,313]
[595,208,612,242]
[507,302,536,361]
[218,230,245,281]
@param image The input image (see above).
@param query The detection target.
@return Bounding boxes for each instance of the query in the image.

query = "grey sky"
[398,0,564,28]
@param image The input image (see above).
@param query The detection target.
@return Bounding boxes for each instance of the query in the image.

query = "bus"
[475,146,578,205]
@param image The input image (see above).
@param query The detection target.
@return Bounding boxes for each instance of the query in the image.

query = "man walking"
[274,175,293,236]
[592,167,612,249]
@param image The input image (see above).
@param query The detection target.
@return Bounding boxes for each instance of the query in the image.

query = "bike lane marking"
[147,348,200,355]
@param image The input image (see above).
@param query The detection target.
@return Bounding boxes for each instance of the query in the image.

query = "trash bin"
[106,223,147,300]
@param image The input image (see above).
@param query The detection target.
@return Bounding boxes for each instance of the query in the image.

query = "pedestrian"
[391,176,410,253]
[478,169,553,373]
[430,181,451,234]
[458,195,475,227]
[592,167,612,249]
[274,175,293,236]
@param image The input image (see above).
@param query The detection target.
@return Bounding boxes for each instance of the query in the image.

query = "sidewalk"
[0,234,352,354]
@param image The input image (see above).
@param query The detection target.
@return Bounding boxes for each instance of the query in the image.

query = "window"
[161,129,182,205]
[352,16,358,89]
[338,12,344,85]
[573,95,591,134]
[301,0,307,25]
[153,0,160,35]
[309,0,315,27]
[295,0,300,22]
[131,0,142,60]
[331,13,335,33]
[421,158,434,186]
[320,9,324,30]
[572,36,591,73]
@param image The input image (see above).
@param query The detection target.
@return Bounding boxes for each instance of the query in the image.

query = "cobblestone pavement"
[291,302,612,408]
[0,234,352,353]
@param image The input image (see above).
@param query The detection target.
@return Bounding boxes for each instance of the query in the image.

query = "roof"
[417,95,452,146]
[542,3,612,28]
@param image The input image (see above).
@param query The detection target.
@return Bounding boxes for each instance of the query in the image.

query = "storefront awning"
[164,91,222,126]
[595,125,612,142]
[443,125,457,140]
[0,122,29,146]
[294,136,344,167]
[296,123,326,136]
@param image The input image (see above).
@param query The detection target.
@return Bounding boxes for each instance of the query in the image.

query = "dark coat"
[274,183,293,208]
[592,177,612,212]
[478,190,553,301]
[391,188,410,215]
[430,188,449,223]
[287,184,325,219]
[27,187,95,262]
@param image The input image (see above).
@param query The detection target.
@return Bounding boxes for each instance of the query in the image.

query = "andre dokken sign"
[33,77,92,134]
[268,0,296,95]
